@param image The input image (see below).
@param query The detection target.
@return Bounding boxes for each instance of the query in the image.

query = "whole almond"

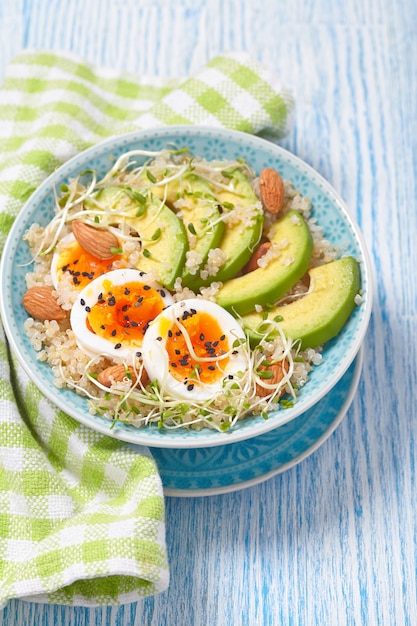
[22,286,67,321]
[98,364,149,388]
[259,167,285,214]
[255,359,288,398]
[72,220,120,259]
[244,241,272,273]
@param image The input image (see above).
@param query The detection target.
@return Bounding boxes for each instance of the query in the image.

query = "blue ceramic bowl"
[0,126,373,448]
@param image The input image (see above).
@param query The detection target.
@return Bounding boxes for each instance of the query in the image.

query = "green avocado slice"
[186,169,264,291]
[241,256,361,349]
[149,172,225,288]
[215,210,313,316]
[89,187,188,289]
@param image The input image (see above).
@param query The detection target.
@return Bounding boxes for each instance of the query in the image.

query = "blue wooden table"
[0,0,416,624]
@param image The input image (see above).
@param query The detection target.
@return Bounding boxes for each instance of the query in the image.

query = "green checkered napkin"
[0,49,294,607]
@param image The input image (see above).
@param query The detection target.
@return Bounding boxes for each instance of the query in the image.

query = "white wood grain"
[0,0,416,624]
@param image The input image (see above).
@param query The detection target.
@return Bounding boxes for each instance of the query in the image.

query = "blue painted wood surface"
[0,0,416,624]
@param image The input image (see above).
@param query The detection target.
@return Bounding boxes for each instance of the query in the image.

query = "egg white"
[70,268,174,361]
[51,229,128,290]
[141,298,248,401]
[51,233,76,289]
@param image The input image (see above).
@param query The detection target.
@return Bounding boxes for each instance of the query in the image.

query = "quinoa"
[199,247,228,280]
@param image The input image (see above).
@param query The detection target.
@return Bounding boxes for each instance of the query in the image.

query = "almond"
[97,364,149,388]
[259,167,285,214]
[255,359,288,398]
[244,241,272,273]
[22,286,67,321]
[72,220,120,259]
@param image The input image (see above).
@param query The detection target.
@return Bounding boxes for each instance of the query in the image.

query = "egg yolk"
[166,311,230,384]
[86,280,166,348]
[58,240,125,289]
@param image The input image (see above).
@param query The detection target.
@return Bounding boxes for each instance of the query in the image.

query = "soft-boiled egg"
[141,298,248,401]
[70,268,174,360]
[51,232,129,290]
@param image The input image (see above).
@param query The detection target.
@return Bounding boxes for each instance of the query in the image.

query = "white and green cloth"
[0,50,294,607]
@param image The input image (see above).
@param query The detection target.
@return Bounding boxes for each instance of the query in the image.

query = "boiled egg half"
[51,232,129,291]
[70,268,174,360]
[141,298,248,401]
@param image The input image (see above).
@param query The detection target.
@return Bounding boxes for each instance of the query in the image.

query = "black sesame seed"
[114,343,122,349]
[175,349,181,355]
[101,325,105,330]
[136,351,142,357]
[208,365,216,371]
[156,336,163,341]
[143,285,151,290]
[111,330,116,336]
[124,288,131,295]
[200,333,205,341]
[159,289,166,297]
[80,298,85,306]
[168,330,173,337]
[122,304,128,312]
[85,306,91,312]
[220,335,226,341]
[171,362,177,367]
[187,383,195,391]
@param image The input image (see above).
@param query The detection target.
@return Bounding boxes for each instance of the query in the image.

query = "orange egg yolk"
[58,240,125,289]
[166,311,230,384]
[86,280,166,348]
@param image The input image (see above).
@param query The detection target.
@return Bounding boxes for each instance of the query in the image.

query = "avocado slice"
[149,172,225,288]
[214,210,313,316]
[90,187,188,289]
[241,256,361,349]
[186,169,264,290]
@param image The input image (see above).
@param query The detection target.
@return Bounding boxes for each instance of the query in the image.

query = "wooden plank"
[0,0,415,624]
